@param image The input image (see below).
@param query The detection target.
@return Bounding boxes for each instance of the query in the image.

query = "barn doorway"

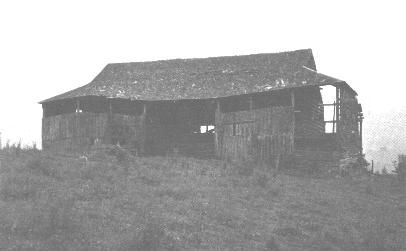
[145,100,216,158]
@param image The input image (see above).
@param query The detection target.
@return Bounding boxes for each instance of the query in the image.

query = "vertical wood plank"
[76,98,80,113]
[336,86,340,134]
[215,100,221,158]
[140,102,147,155]
[291,91,296,152]
[249,96,253,111]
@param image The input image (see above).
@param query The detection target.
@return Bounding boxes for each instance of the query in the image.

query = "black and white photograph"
[0,1,405,250]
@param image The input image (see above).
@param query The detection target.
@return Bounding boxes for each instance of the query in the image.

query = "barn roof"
[40,49,356,103]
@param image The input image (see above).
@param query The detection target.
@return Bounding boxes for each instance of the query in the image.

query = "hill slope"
[0,150,405,250]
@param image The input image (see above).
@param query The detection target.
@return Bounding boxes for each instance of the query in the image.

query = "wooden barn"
[40,49,363,163]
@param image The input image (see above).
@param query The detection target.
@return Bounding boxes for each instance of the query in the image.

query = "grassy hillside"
[0,148,405,250]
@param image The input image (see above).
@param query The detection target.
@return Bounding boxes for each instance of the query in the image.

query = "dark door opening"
[145,100,216,158]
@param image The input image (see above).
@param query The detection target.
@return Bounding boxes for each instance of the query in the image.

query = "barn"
[40,49,363,163]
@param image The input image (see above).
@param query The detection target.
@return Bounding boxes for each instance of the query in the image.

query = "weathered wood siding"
[338,87,362,155]
[294,87,324,138]
[215,105,294,162]
[42,112,142,152]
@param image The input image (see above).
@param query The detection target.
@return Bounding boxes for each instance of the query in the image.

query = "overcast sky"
[0,0,405,152]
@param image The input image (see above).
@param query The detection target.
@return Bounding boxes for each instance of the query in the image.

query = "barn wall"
[338,87,362,155]
[42,112,142,152]
[215,105,294,162]
[41,87,361,158]
[294,87,324,138]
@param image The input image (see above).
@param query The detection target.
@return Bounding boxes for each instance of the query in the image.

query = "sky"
[0,0,405,159]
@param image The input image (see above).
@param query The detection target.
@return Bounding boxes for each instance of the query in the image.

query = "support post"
[42,104,46,118]
[76,98,81,113]
[359,112,363,156]
[215,100,221,158]
[140,102,147,155]
[332,101,336,133]
[106,98,114,145]
[336,86,340,134]
[291,90,295,152]
[249,96,253,110]
[142,102,147,116]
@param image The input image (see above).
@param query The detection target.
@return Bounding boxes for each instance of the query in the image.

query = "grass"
[0,149,405,250]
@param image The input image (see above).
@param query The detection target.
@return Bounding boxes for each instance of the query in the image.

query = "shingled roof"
[40,49,355,103]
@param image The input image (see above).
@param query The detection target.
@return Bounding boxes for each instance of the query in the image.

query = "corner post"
[336,86,340,134]
[140,102,148,155]
[359,112,364,156]
[215,100,221,158]
[42,104,46,118]
[291,90,296,152]
[106,98,114,145]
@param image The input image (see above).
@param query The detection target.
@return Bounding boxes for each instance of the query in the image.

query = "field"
[0,148,405,250]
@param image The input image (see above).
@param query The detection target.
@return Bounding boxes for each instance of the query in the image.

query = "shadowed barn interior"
[40,49,363,164]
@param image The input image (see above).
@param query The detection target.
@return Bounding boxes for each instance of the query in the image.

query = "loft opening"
[220,90,291,114]
[42,96,144,117]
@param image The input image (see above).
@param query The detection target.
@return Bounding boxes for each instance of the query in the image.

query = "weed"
[0,152,404,250]
[0,173,45,200]
[274,226,303,237]
[139,175,161,187]
[26,156,58,178]
[155,189,189,201]
[265,236,280,251]
[365,182,375,196]
[109,145,132,164]
[235,163,254,177]
[269,181,284,197]
[122,218,176,251]
[360,206,404,251]
[254,171,270,188]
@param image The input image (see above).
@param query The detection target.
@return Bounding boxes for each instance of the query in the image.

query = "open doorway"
[320,85,338,134]
[146,100,216,158]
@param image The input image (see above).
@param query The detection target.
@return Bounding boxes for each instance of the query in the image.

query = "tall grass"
[0,149,404,250]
